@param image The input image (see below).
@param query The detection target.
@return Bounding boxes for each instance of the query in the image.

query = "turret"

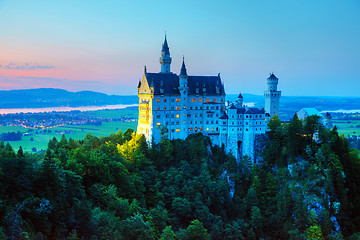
[267,73,279,91]
[159,35,172,73]
[264,73,281,117]
[236,93,243,108]
[179,57,188,89]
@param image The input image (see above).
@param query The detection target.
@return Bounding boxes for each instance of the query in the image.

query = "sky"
[0,0,359,96]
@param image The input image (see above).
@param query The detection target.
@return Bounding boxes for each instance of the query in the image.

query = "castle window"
[190,107,193,110]
[166,114,169,118]
[232,122,234,125]
[164,107,167,110]
[195,114,198,117]
[206,121,209,124]
[223,121,226,124]
[223,128,226,131]
[171,114,174,118]
[191,121,192,124]
[171,122,174,125]
[246,128,248,131]
[183,106,186,109]
[157,99,160,102]
[176,99,180,102]
[157,107,160,110]
[176,107,180,110]
[190,127,193,131]
[171,107,174,110]
[207,106,209,110]
[256,122,257,124]
[192,99,196,102]
[171,129,175,132]
[216,114,219,117]
[195,121,198,124]
[260,128,261,130]
[211,121,214,124]
[250,115,252,118]
[206,127,209,131]
[200,121,202,124]
[256,128,258,131]
[200,114,203,117]
[164,99,167,102]
[216,106,219,110]
[213,99,217,102]
[211,128,214,131]
[166,121,168,125]
[195,127,198,132]
[246,122,248,125]
[171,99,175,102]
[200,127,202,131]
[232,115,234,118]
[200,107,202,110]
[156,122,161,126]
[176,122,179,125]
[176,129,180,132]
[176,114,179,118]
[246,115,248,118]
[206,99,210,103]
[187,114,191,117]
[199,99,203,102]
[216,121,218,124]
[157,115,160,119]
[216,127,218,131]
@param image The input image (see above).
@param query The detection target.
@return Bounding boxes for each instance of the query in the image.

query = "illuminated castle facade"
[137,36,281,160]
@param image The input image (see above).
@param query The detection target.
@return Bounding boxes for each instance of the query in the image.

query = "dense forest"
[0,114,360,239]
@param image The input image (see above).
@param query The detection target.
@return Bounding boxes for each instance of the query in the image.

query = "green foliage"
[0,121,359,239]
[186,219,210,240]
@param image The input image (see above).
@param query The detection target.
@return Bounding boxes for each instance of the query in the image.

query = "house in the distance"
[297,108,333,128]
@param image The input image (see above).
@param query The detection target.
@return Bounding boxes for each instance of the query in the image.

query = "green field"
[1,121,137,152]
[333,119,360,136]
[88,107,138,119]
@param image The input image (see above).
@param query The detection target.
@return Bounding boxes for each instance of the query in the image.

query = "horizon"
[0,0,359,97]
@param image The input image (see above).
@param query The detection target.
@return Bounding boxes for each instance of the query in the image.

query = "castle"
[137,36,281,160]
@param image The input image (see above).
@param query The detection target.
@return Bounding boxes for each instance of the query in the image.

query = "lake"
[0,104,138,115]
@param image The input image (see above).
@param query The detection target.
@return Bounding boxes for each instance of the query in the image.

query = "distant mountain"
[0,88,138,108]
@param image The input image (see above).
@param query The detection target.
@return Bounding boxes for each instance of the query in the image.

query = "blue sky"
[0,0,359,96]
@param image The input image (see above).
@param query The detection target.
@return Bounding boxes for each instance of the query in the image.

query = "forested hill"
[0,88,138,108]
[0,115,360,239]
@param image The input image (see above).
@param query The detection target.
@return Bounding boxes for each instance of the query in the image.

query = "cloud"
[0,62,55,71]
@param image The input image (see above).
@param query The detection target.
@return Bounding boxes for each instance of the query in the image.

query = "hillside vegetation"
[0,115,359,239]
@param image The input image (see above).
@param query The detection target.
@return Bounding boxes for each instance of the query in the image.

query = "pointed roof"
[237,93,243,98]
[219,112,229,119]
[161,35,170,55]
[180,57,187,76]
[268,73,278,80]
[229,104,237,109]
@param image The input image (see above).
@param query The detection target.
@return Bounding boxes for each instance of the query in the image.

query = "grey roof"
[229,104,237,109]
[268,73,278,80]
[180,58,187,76]
[144,72,225,96]
[299,108,322,117]
[245,108,265,114]
[219,112,228,119]
[162,36,170,55]
[237,108,245,114]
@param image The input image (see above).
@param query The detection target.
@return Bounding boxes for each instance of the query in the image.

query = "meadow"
[0,107,138,152]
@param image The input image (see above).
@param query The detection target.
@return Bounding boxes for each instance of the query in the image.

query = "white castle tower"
[264,73,281,117]
[159,35,172,73]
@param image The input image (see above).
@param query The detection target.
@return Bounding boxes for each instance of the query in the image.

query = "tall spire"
[180,56,187,76]
[160,34,172,73]
[162,34,170,55]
